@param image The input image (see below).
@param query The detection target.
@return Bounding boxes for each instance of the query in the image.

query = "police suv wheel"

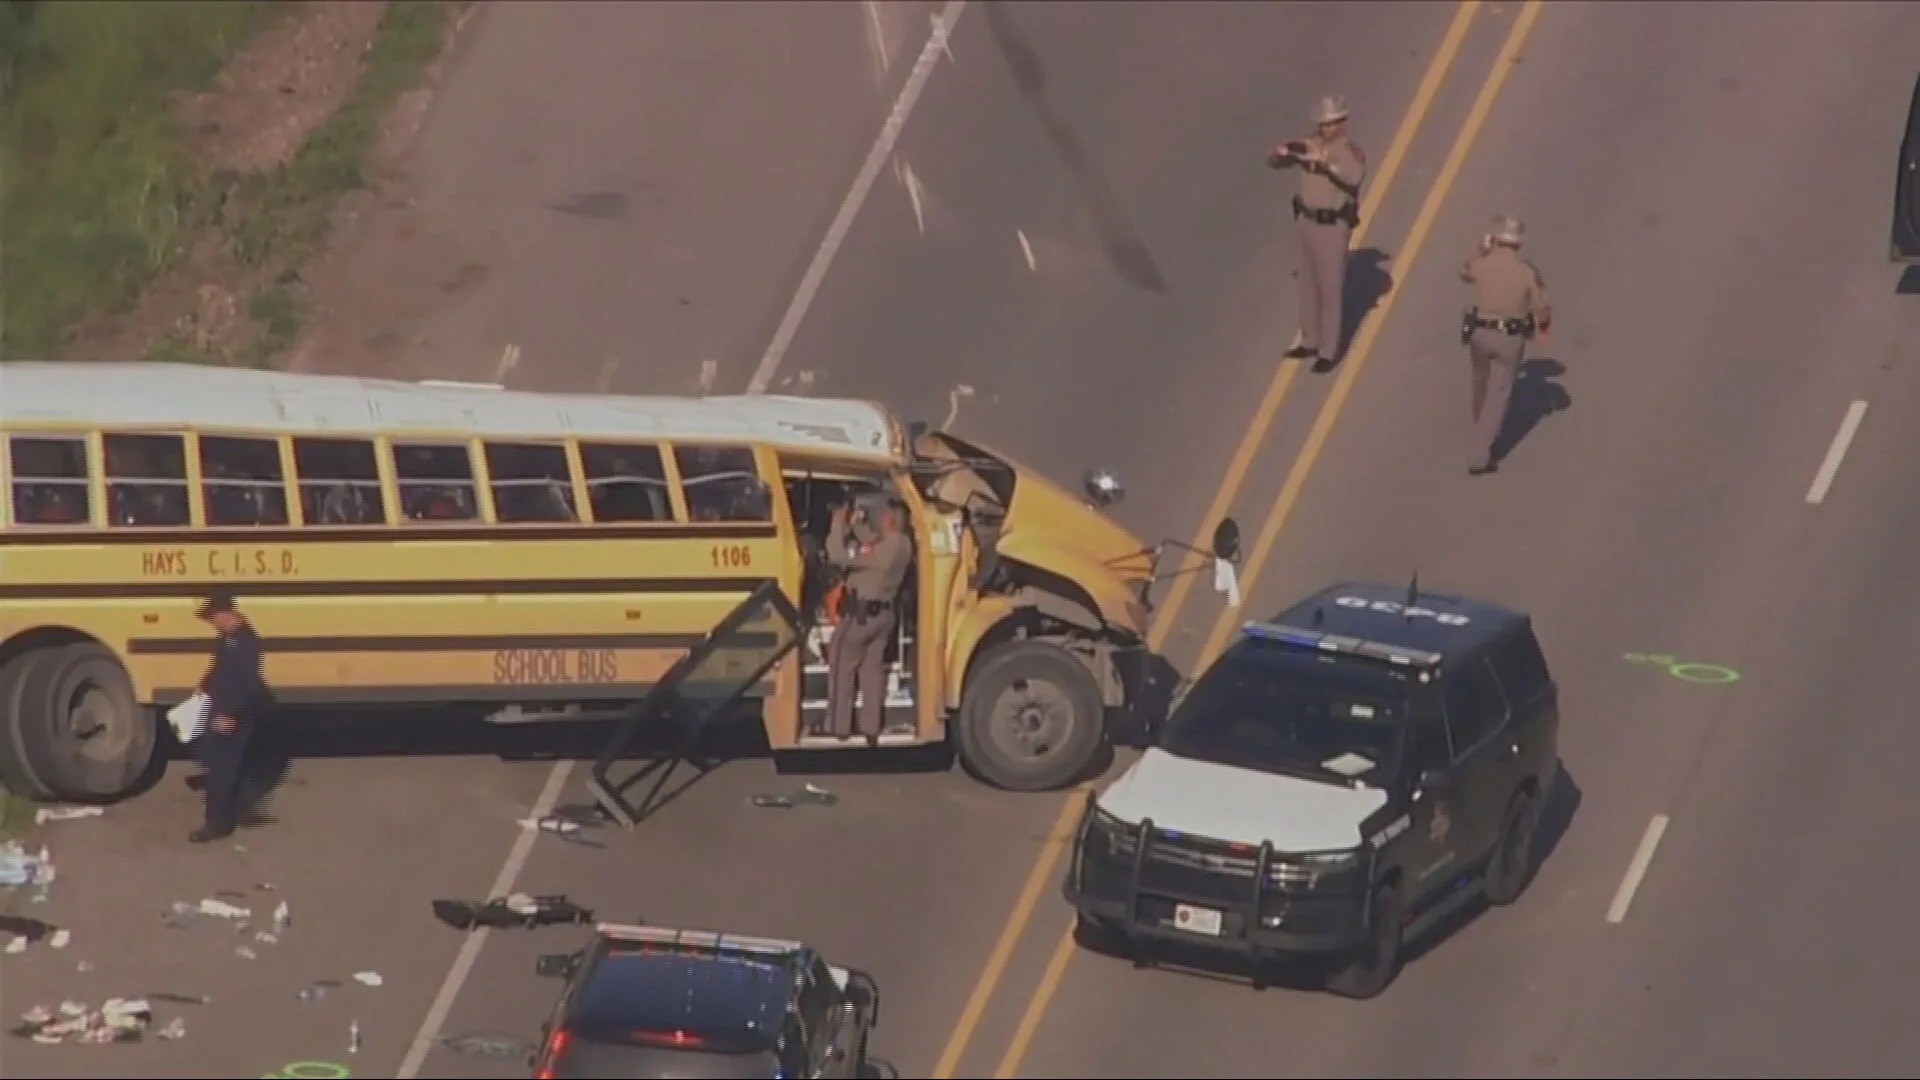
[0,645,151,803]
[1325,886,1402,1000]
[956,640,1105,792]
[1483,789,1541,906]
[1072,913,1128,957]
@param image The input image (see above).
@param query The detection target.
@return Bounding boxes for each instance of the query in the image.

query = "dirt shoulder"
[0,1,467,368]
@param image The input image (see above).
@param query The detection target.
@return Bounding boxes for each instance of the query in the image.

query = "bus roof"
[0,361,900,459]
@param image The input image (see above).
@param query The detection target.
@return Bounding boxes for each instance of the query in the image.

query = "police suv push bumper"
[1062,754,1407,957]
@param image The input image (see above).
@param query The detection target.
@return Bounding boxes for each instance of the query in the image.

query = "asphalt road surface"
[15,2,1920,1078]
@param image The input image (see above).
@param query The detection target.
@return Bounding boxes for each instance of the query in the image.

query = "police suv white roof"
[1095,583,1521,853]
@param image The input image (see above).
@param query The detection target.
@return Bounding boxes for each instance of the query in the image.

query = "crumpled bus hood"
[971,441,1154,632]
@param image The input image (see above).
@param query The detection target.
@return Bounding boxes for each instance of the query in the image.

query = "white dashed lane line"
[1605,813,1671,925]
[1805,399,1868,505]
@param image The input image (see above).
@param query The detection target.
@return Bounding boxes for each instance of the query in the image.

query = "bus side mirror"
[1210,517,1242,562]
[1083,469,1125,507]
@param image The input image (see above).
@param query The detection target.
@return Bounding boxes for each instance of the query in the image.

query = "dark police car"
[1062,582,1559,999]
[1897,72,1920,261]
[530,923,879,1078]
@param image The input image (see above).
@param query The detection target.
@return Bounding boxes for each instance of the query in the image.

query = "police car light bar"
[597,923,806,958]
[1240,620,1442,667]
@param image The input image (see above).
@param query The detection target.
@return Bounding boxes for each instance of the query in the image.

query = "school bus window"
[199,435,290,527]
[7,435,92,526]
[104,433,191,528]
[579,442,673,522]
[675,445,770,522]
[392,442,479,522]
[485,442,578,523]
[293,437,387,525]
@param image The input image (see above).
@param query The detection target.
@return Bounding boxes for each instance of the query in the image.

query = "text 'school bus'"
[0,362,1235,804]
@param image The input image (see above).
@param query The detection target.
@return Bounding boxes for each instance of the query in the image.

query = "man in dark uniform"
[1458,214,1552,475]
[825,499,913,745]
[191,589,267,843]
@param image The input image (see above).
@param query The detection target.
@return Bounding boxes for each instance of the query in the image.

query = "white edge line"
[747,0,968,394]
[1805,399,1868,505]
[1604,813,1670,925]
[394,760,575,1077]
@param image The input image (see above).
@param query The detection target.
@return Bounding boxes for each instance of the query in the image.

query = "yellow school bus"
[0,361,1235,803]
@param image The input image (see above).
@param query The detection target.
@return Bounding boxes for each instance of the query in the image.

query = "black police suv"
[1896,72,1920,262]
[1062,581,1560,999]
[530,923,879,1078]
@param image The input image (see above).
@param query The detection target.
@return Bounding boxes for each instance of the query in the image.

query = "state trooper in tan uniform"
[1271,95,1368,373]
[825,498,913,744]
[1458,214,1552,475]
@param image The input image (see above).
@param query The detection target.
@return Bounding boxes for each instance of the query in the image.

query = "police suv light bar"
[596,923,806,958]
[1240,620,1442,667]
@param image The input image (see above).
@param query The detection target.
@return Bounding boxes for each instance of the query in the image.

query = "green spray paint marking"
[1622,653,1741,685]
[259,1063,350,1079]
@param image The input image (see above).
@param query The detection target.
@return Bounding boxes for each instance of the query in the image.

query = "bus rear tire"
[0,645,152,803]
[956,640,1105,792]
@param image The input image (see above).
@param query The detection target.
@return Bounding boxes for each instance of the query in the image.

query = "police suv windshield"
[1158,648,1407,786]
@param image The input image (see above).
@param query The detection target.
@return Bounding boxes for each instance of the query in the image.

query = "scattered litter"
[348,1019,361,1054]
[520,815,581,836]
[151,992,209,1006]
[34,806,104,824]
[254,931,279,945]
[432,893,593,931]
[272,899,291,935]
[752,783,838,809]
[3,937,24,955]
[11,998,153,1044]
[196,898,250,920]
[75,960,93,973]
[0,841,47,888]
[48,929,69,949]
[443,1031,535,1060]
[234,946,257,960]
[352,971,383,987]
[157,1017,186,1040]
[298,984,328,1003]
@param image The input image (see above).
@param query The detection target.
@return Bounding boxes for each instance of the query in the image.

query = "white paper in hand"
[168,693,209,744]
[1213,558,1242,608]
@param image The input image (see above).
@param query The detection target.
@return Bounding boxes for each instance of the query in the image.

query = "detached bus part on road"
[0,361,1239,803]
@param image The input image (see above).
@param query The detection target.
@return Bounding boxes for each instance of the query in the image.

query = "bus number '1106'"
[493,649,618,685]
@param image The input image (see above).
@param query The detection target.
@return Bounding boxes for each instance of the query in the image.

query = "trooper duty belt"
[1292,197,1359,227]
[1463,310,1536,336]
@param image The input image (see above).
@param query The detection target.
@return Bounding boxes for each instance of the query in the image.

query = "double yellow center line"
[932,2,1547,1076]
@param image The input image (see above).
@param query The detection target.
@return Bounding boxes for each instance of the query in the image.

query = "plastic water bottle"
[271,900,290,935]
[348,1020,361,1054]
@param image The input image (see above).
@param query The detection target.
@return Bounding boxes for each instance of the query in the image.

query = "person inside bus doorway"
[189,589,269,844]
[825,497,912,744]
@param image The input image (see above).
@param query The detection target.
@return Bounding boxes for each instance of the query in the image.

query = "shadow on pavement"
[1490,357,1573,466]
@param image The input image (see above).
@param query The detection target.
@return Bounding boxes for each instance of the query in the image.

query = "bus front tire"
[0,645,152,803]
[955,640,1105,792]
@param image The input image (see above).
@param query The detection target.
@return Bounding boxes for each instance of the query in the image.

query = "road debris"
[272,898,291,934]
[752,783,839,809]
[443,1030,534,1060]
[235,945,257,960]
[193,897,251,920]
[348,1019,361,1054]
[432,893,594,931]
[157,1017,186,1040]
[49,928,69,949]
[11,998,154,1044]
[352,970,383,987]
[34,806,104,824]
[520,814,582,836]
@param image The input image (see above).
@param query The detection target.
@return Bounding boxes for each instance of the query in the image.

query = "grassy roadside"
[0,0,273,358]
[0,1,463,366]
[212,0,461,366]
